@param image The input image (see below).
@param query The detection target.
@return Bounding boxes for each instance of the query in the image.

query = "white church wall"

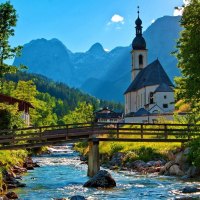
[131,50,148,80]
[155,92,175,112]
[145,85,159,107]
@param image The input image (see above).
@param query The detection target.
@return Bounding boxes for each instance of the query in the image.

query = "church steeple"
[135,6,142,35]
[132,6,146,50]
[131,7,148,81]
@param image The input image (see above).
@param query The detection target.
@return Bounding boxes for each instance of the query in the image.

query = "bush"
[136,146,161,162]
[110,143,124,155]
[123,151,138,163]
[187,137,200,167]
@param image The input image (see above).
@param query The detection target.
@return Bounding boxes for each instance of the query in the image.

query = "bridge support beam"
[87,138,100,177]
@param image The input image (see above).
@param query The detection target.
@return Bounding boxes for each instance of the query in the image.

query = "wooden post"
[87,138,100,177]
[164,124,168,139]
[141,124,143,139]
[66,124,68,140]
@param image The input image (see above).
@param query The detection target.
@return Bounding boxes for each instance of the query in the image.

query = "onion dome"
[135,17,142,26]
[132,7,146,50]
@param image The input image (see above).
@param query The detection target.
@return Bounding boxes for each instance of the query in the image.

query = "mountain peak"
[87,43,105,55]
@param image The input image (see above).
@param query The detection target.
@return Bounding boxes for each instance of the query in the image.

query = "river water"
[15,145,200,200]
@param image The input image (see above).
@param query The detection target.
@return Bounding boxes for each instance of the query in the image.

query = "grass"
[0,149,28,195]
[75,124,183,163]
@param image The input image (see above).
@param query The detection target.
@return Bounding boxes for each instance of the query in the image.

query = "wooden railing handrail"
[0,122,200,150]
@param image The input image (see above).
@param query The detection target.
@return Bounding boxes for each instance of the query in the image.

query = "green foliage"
[63,101,94,124]
[110,142,123,155]
[0,103,24,130]
[74,141,88,155]
[174,0,200,115]
[187,137,200,167]
[0,1,24,77]
[6,72,124,113]
[135,146,162,162]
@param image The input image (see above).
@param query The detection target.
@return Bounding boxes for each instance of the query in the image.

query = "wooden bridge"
[0,122,200,176]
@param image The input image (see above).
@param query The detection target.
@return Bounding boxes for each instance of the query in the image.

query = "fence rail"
[0,122,199,150]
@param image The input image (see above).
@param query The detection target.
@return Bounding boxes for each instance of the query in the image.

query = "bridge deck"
[0,122,199,150]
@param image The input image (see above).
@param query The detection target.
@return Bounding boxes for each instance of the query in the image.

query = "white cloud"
[151,19,155,23]
[173,0,191,16]
[104,48,110,52]
[173,6,184,16]
[110,14,124,24]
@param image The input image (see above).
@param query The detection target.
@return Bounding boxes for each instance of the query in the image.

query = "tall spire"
[132,7,146,50]
[135,6,142,35]
[137,6,140,17]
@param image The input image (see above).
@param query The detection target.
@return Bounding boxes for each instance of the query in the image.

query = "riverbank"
[15,145,200,199]
[75,140,200,180]
[0,149,41,199]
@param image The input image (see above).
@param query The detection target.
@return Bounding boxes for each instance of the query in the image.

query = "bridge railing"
[0,122,200,149]
[93,122,200,140]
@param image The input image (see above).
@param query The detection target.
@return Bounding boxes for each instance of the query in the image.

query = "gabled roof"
[134,108,150,117]
[0,93,34,108]
[124,59,174,94]
[154,83,174,93]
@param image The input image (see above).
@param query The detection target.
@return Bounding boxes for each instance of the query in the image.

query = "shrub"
[123,151,138,163]
[187,137,200,167]
[136,146,161,162]
[110,142,124,155]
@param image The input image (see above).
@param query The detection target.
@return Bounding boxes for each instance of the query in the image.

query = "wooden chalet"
[0,93,34,126]
[94,107,124,123]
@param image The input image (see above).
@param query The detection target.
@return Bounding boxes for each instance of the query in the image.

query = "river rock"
[186,166,200,178]
[83,170,116,188]
[131,160,147,169]
[169,164,184,176]
[5,192,18,199]
[109,152,125,166]
[70,195,86,200]
[182,186,200,193]
[159,161,175,175]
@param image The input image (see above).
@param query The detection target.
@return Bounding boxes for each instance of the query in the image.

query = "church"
[124,10,175,123]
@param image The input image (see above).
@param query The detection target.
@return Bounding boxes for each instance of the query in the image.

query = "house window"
[164,95,167,99]
[139,55,143,66]
[163,104,168,108]
[149,92,154,104]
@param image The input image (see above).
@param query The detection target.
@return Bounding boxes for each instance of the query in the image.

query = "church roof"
[124,59,174,94]
[134,108,150,117]
[154,83,174,93]
[132,35,146,50]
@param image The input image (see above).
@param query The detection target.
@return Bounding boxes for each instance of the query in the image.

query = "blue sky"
[1,0,184,52]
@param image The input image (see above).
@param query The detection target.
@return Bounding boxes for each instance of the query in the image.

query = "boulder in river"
[182,186,200,193]
[169,164,184,176]
[83,170,116,188]
[70,195,86,200]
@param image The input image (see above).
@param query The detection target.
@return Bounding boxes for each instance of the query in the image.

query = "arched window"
[139,55,143,66]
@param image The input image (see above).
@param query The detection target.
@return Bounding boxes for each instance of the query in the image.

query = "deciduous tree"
[175,0,200,114]
[0,1,23,78]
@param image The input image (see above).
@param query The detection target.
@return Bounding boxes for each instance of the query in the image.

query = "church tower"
[131,7,148,81]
